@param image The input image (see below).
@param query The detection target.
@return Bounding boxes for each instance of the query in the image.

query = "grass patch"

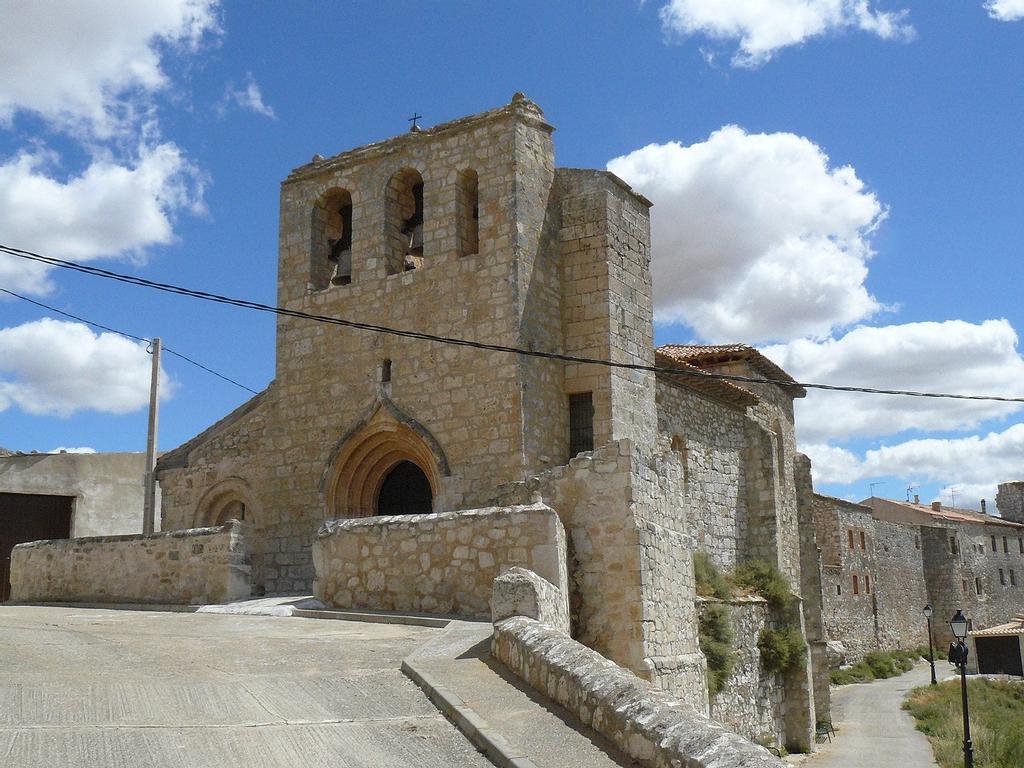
[830,648,923,685]
[904,679,1024,768]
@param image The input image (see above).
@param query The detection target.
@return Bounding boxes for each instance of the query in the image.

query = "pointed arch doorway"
[324,405,446,518]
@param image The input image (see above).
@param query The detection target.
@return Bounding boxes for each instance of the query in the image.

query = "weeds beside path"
[904,678,1024,768]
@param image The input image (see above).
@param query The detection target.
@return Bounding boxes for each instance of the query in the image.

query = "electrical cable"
[4,243,1024,404]
[0,286,260,395]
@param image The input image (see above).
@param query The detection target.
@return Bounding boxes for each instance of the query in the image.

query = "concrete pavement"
[807,663,939,768]
[0,605,492,768]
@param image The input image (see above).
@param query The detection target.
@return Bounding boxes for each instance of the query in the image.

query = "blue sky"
[1,1,1023,510]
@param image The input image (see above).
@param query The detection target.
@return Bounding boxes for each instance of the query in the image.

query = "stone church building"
[156,95,825,748]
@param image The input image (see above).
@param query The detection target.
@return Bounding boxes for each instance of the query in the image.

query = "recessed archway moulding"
[322,399,449,519]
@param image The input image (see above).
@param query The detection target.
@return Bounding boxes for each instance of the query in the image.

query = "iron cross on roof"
[408,112,423,132]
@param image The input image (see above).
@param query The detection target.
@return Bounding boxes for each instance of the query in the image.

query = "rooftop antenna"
[946,485,961,509]
[906,483,920,502]
[869,481,886,499]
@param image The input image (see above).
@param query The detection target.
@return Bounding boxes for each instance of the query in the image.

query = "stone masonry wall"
[10,521,249,605]
[872,519,929,651]
[312,504,568,619]
[997,481,1024,524]
[815,496,881,662]
[655,379,747,573]
[700,597,785,746]
[488,439,708,713]
[925,521,1024,647]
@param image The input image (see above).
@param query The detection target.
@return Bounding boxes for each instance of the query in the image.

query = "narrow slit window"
[860,530,866,550]
[1004,536,1009,554]
[1000,568,1006,586]
[852,574,859,595]
[976,577,983,595]
[992,535,998,552]
[848,530,855,550]
[458,169,479,256]
[568,392,594,458]
[381,359,392,384]
[1011,570,1017,587]
[864,573,871,594]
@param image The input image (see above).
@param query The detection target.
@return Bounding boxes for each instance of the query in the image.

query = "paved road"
[0,606,492,768]
[807,663,939,768]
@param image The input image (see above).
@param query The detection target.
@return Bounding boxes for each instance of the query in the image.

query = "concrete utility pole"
[143,337,161,535]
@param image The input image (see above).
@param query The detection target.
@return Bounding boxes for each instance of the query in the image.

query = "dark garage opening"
[377,461,432,516]
[976,635,1023,676]
[0,492,73,602]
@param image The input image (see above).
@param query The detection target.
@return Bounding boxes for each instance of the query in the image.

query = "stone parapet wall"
[492,615,785,768]
[10,521,249,605]
[312,504,568,619]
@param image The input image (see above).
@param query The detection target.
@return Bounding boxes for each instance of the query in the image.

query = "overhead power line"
[3,242,1024,405]
[0,286,259,395]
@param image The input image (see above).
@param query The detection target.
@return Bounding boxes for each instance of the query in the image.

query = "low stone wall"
[492,616,784,768]
[10,521,249,605]
[313,503,568,619]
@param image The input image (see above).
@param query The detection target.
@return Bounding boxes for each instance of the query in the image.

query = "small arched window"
[384,168,425,274]
[458,169,479,256]
[311,188,353,289]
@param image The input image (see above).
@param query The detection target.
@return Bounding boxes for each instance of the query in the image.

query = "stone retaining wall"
[699,596,785,746]
[492,615,785,768]
[312,503,568,619]
[10,521,249,605]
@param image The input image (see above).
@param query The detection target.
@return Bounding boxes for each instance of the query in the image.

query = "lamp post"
[949,610,974,768]
[924,604,937,685]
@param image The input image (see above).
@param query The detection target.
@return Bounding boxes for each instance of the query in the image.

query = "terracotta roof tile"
[656,344,806,398]
[970,615,1024,637]
[654,350,758,409]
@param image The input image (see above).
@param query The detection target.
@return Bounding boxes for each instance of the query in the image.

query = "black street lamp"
[923,604,937,685]
[948,610,975,768]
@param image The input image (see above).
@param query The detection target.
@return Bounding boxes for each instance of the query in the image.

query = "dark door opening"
[976,635,1024,676]
[377,461,432,516]
[0,492,73,602]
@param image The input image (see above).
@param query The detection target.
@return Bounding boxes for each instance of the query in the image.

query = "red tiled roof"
[653,350,758,409]
[863,497,1024,531]
[656,344,806,398]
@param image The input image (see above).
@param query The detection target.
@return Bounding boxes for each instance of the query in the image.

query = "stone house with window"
[155,95,826,749]
[812,490,1024,660]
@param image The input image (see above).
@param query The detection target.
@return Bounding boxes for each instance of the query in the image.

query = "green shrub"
[830,661,876,685]
[758,627,806,673]
[693,552,732,600]
[734,561,795,611]
[699,602,736,696]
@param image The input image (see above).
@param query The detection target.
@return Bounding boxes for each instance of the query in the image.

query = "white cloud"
[986,0,1024,21]
[659,0,914,67]
[0,142,203,294]
[0,319,172,417]
[763,319,1024,443]
[50,446,97,454]
[220,73,276,119]
[609,126,885,343]
[804,423,1024,508]
[0,0,220,137]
